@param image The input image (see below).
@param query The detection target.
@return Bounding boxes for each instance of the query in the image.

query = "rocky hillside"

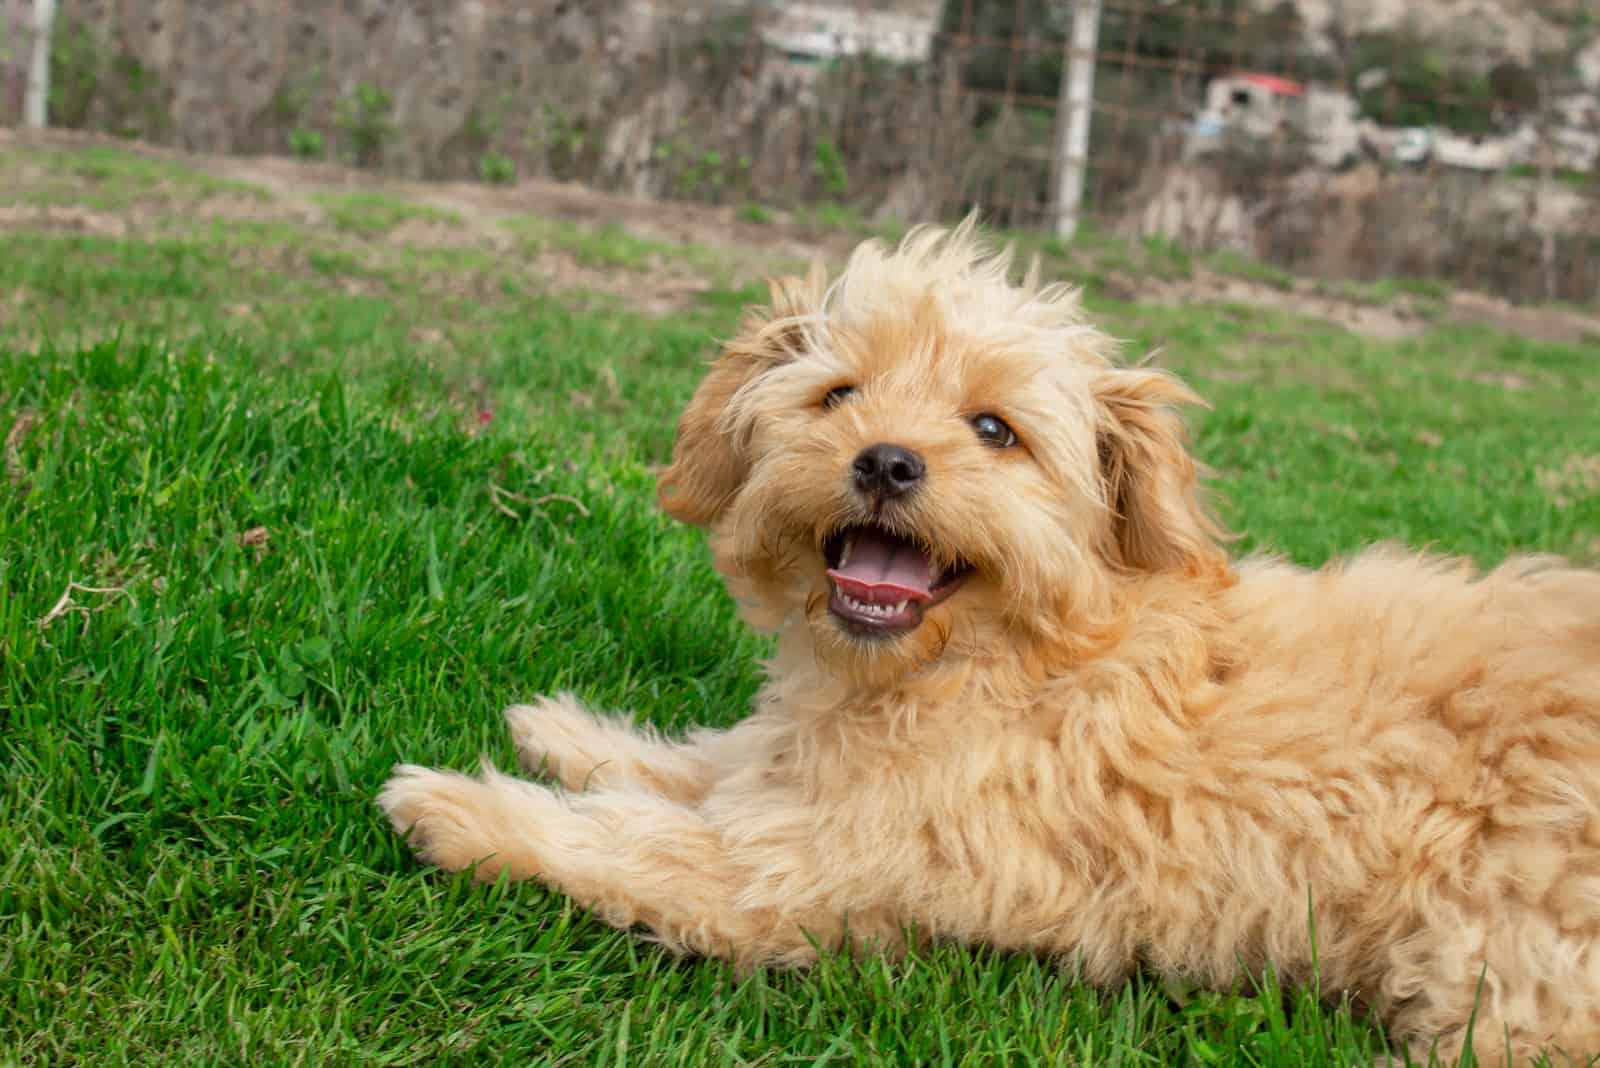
[1279,0,1590,66]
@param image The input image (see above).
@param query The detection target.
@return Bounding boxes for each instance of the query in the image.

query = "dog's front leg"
[378,764,851,967]
[506,693,717,800]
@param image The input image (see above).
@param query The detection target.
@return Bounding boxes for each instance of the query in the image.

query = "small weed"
[736,202,775,225]
[812,138,850,197]
[289,128,326,160]
[338,82,394,168]
[803,201,869,233]
[478,152,516,185]
[527,101,589,179]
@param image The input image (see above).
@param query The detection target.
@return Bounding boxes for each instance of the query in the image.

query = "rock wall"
[1121,159,1600,304]
[1,0,31,120]
[0,0,974,220]
[1,0,647,174]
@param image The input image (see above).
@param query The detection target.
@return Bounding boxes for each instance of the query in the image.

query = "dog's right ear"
[1092,367,1229,577]
[657,265,826,527]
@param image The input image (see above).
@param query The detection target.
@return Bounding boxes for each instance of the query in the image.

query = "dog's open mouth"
[823,524,971,636]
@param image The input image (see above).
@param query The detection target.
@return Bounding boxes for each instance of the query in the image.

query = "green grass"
[312,191,463,238]
[1314,275,1453,313]
[0,143,267,211]
[498,214,735,282]
[1205,249,1297,292]
[4,157,1600,1064]
[735,201,776,225]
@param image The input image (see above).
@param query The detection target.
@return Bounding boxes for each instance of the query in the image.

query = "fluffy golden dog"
[381,221,1600,1064]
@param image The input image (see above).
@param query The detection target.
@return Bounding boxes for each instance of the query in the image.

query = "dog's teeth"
[839,591,912,621]
[838,535,854,569]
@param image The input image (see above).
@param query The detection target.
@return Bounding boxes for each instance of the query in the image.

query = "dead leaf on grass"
[6,411,37,489]
[37,581,131,634]
[1466,370,1532,391]
[489,483,592,521]
[239,526,271,560]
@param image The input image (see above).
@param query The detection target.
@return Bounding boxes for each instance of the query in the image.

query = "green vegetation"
[289,127,327,160]
[1207,249,1297,292]
[735,201,775,225]
[502,215,667,270]
[477,152,516,185]
[0,143,265,211]
[1351,35,1538,135]
[338,82,395,168]
[3,144,1598,1064]
[311,191,462,239]
[47,13,172,138]
[500,214,734,283]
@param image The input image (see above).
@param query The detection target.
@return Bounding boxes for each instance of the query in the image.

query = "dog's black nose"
[852,443,925,499]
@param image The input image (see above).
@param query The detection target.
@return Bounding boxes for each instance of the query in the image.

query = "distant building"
[1188,71,1360,168]
[1184,67,1600,175]
[761,3,935,67]
[1203,72,1306,140]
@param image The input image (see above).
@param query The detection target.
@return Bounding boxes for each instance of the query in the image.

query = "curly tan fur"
[381,220,1600,1064]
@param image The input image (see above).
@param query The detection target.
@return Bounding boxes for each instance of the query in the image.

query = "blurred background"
[3,0,1597,304]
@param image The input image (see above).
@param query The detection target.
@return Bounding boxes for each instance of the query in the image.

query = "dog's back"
[1202,548,1600,1058]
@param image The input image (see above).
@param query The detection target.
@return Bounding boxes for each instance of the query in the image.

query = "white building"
[1188,72,1360,168]
[761,3,935,66]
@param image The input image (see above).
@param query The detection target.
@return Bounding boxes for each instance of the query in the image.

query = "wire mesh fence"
[4,0,1598,303]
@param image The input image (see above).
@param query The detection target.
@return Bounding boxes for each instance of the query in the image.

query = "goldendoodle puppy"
[381,220,1600,1065]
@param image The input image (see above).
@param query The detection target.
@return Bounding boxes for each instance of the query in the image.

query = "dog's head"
[660,220,1227,684]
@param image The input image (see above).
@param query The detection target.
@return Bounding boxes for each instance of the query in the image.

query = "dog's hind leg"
[506,693,717,801]
[379,763,873,968]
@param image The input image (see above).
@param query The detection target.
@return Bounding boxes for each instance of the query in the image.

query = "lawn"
[3,143,1599,1066]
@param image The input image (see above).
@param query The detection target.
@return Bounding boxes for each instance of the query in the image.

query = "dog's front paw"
[378,764,478,869]
[506,693,610,789]
[378,764,537,877]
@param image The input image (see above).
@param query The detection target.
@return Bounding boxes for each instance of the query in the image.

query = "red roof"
[1231,71,1305,97]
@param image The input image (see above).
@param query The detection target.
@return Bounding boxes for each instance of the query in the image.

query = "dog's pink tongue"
[827,528,933,603]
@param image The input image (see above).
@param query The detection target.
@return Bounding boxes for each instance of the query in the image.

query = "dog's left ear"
[658,266,825,527]
[1093,368,1228,575]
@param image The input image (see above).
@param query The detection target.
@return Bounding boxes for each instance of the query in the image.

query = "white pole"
[1053,0,1102,238]
[24,0,59,128]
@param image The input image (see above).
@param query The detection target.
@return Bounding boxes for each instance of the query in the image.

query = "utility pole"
[1052,0,1102,238]
[24,0,58,128]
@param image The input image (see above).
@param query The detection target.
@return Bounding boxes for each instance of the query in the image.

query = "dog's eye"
[970,414,1017,448]
[822,385,856,410]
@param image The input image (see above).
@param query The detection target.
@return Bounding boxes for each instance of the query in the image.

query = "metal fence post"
[1053,0,1102,239]
[24,0,58,128]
